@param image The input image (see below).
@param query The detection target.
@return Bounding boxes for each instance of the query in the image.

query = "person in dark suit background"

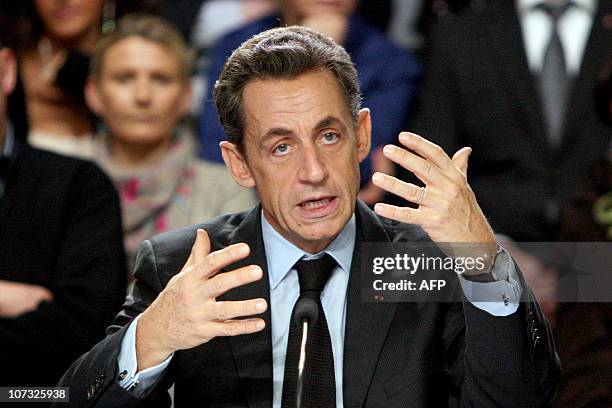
[406,0,611,242]
[0,41,127,388]
[58,26,559,407]
[405,1,611,406]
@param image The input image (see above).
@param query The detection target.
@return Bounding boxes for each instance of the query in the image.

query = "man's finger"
[451,147,472,176]
[195,242,251,280]
[208,318,266,338]
[185,229,211,268]
[209,298,268,321]
[374,203,421,225]
[382,144,448,187]
[203,265,262,298]
[397,132,456,175]
[194,229,211,265]
[372,172,435,206]
[38,288,54,302]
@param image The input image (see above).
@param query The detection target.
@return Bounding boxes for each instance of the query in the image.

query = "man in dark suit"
[0,42,127,387]
[58,26,559,407]
[407,0,611,242]
[403,4,611,405]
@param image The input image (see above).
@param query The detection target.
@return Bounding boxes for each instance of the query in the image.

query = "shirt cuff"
[458,251,522,316]
[117,314,173,397]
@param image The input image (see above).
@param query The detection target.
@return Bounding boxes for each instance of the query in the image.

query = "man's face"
[280,0,358,19]
[221,70,371,253]
[86,36,190,147]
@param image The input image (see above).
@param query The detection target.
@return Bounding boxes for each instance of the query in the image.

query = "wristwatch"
[486,243,509,281]
[464,243,509,282]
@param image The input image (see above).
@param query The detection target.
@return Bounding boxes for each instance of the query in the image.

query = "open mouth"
[300,197,332,208]
[297,196,338,218]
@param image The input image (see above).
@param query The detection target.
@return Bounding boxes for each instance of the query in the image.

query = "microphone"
[294,297,318,326]
[294,298,318,408]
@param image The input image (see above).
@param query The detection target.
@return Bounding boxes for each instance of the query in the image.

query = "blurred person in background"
[544,59,612,408]
[151,0,279,118]
[406,0,610,242]
[86,14,257,272]
[406,1,611,406]
[0,39,127,388]
[197,0,421,206]
[186,0,278,116]
[4,0,156,158]
[359,0,485,53]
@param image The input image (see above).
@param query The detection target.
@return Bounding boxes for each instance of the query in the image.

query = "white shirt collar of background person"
[516,0,596,75]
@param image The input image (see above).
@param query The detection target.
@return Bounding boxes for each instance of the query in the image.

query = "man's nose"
[297,145,329,184]
[134,78,152,105]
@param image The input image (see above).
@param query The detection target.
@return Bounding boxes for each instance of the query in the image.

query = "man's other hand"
[136,229,267,371]
[0,279,54,318]
[372,132,498,271]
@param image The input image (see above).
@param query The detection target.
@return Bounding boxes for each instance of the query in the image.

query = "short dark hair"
[214,26,362,153]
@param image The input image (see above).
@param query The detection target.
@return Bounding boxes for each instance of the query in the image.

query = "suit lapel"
[561,0,612,152]
[485,1,551,159]
[219,205,273,408]
[343,201,399,407]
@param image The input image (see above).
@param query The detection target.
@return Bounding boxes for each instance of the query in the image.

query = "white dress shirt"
[516,0,597,75]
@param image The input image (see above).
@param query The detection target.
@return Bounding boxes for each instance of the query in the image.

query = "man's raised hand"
[136,229,267,370]
[372,132,497,264]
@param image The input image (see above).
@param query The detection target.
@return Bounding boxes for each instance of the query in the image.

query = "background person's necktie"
[537,1,573,148]
[281,254,337,408]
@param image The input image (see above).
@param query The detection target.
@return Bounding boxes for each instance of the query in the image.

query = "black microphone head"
[294,298,318,326]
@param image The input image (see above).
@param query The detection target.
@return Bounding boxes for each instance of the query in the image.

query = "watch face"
[491,249,510,281]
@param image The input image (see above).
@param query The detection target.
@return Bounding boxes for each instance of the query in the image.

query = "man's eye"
[273,144,290,155]
[152,75,171,85]
[114,75,132,84]
[322,132,339,144]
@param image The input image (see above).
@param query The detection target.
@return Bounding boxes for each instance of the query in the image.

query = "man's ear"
[0,48,17,96]
[356,108,372,163]
[220,141,256,188]
[84,76,105,116]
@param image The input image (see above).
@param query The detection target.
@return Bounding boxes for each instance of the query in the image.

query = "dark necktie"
[281,254,337,408]
[537,1,573,147]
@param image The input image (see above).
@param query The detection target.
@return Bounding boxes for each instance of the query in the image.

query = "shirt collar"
[261,211,356,290]
[517,0,596,14]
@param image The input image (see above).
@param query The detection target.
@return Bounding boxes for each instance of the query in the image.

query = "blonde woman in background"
[86,14,256,272]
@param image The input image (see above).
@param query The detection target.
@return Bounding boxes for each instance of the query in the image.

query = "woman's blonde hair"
[90,14,193,81]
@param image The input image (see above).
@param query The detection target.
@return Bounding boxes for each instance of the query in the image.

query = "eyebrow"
[262,127,293,140]
[315,116,347,133]
[260,115,348,142]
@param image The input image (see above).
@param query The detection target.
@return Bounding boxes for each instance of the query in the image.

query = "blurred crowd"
[0,0,610,406]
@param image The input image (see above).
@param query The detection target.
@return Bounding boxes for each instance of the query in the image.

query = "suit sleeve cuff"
[117,314,173,397]
[458,254,522,316]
